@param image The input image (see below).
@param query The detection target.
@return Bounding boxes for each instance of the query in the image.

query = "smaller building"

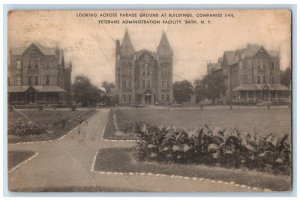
[8,43,72,105]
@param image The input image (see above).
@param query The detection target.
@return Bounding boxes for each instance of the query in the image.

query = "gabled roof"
[240,44,279,58]
[224,51,238,66]
[157,31,173,56]
[10,42,56,56]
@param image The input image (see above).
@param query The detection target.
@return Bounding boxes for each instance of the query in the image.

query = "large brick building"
[115,30,174,105]
[208,44,290,104]
[8,43,72,105]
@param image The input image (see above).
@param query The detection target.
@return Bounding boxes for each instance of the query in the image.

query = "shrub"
[8,119,47,137]
[134,122,291,175]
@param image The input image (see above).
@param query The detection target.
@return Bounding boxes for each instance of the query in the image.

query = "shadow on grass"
[8,150,36,171]
[94,148,291,192]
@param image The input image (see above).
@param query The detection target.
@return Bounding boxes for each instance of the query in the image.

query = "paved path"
[8,109,259,192]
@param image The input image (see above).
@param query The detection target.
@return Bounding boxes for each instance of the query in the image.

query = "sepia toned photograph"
[6,9,292,192]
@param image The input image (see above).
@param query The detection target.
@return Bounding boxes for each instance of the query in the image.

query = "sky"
[8,10,291,86]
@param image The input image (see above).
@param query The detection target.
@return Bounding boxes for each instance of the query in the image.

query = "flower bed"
[8,119,47,136]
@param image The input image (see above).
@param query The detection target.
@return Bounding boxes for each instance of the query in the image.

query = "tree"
[173,80,194,103]
[72,75,102,107]
[194,79,208,103]
[281,67,291,89]
[194,71,226,104]
[101,81,115,94]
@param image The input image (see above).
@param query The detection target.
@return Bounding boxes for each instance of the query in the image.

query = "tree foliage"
[194,71,226,104]
[101,81,115,94]
[72,75,102,107]
[281,67,291,89]
[173,80,194,103]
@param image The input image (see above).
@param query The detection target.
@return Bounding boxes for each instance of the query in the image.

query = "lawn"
[94,148,291,191]
[114,107,291,139]
[8,109,96,143]
[8,150,36,171]
[103,109,138,140]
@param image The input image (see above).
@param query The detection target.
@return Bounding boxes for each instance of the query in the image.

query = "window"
[16,60,22,69]
[28,76,32,85]
[167,81,169,87]
[247,60,252,68]
[166,94,169,101]
[263,76,266,84]
[46,61,50,68]
[259,60,264,70]
[16,76,21,85]
[147,80,150,87]
[271,62,275,70]
[142,70,145,76]
[272,76,275,84]
[123,94,126,101]
[162,94,164,100]
[35,76,38,85]
[46,76,50,85]
[123,81,126,88]
[142,80,145,88]
[128,94,131,102]
[162,81,165,87]
[243,75,248,84]
[8,77,10,86]
[147,68,150,76]
[257,76,260,84]
[128,81,131,88]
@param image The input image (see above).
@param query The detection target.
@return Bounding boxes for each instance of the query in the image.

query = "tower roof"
[120,29,135,56]
[157,31,173,56]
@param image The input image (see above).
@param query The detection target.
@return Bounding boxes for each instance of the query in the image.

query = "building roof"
[224,51,238,66]
[233,84,260,91]
[8,85,30,93]
[8,85,66,93]
[268,84,289,90]
[157,31,173,56]
[32,85,66,92]
[120,30,135,56]
[233,84,289,91]
[239,44,279,58]
[10,43,57,56]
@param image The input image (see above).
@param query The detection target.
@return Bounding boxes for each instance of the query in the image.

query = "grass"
[8,150,36,171]
[94,148,291,192]
[102,110,138,140]
[8,109,96,143]
[114,107,291,139]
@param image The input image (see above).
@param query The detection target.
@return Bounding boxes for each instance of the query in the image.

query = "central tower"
[115,30,173,105]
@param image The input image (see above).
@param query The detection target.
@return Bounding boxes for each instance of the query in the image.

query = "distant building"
[211,44,290,104]
[207,57,223,74]
[115,30,174,105]
[8,43,72,105]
